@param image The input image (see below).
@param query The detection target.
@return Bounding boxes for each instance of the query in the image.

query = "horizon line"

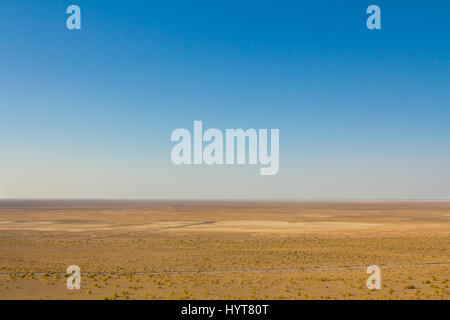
[1,198,450,202]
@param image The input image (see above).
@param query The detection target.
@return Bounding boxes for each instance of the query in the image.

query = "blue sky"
[0,0,449,199]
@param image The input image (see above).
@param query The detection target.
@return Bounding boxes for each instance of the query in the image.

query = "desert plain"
[0,200,448,300]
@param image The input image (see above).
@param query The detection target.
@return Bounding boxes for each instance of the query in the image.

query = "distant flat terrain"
[0,200,449,299]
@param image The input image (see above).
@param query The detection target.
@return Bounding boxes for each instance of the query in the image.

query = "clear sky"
[0,0,449,199]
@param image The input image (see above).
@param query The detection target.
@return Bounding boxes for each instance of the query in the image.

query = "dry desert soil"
[0,200,449,300]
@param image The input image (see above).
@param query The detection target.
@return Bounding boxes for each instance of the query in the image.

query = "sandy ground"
[0,200,448,300]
